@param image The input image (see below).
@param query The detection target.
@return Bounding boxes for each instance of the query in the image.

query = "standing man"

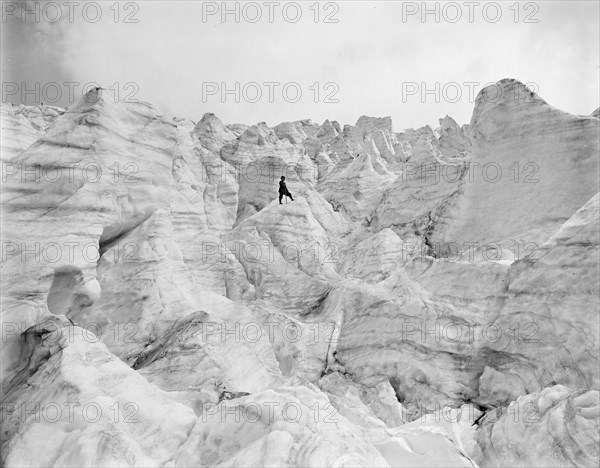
[279,176,294,204]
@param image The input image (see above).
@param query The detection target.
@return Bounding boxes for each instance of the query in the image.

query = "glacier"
[1,79,598,467]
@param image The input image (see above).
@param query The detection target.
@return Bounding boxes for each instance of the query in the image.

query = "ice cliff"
[1,80,598,467]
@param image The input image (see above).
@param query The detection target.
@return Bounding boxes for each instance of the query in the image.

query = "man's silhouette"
[279,176,294,204]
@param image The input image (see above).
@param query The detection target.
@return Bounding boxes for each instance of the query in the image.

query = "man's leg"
[288,191,294,201]
[279,193,283,204]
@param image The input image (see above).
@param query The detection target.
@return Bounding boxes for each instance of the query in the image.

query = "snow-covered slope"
[1,80,598,467]
[437,79,599,249]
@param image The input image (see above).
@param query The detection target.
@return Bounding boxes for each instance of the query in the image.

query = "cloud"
[1,1,71,98]
[3,1,598,130]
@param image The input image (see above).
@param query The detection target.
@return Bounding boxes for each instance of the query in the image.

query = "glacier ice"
[1,80,598,467]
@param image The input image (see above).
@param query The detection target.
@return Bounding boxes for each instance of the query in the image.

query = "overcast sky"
[2,0,599,130]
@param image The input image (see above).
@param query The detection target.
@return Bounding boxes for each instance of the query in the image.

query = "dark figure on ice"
[279,176,294,204]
